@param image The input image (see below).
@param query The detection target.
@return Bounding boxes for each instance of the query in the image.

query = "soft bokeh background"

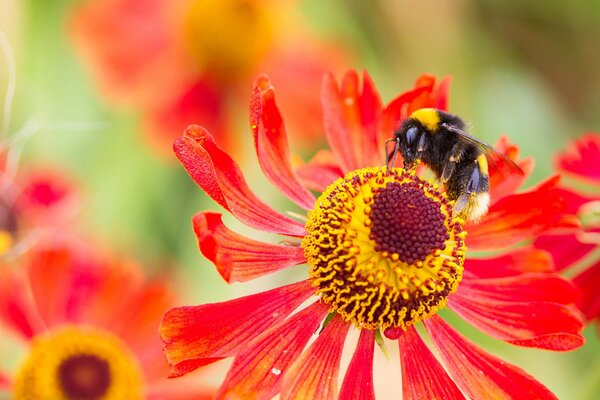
[1,0,599,398]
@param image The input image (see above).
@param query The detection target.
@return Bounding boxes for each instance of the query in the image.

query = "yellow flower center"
[14,326,143,400]
[183,0,275,81]
[303,167,466,331]
[0,196,18,257]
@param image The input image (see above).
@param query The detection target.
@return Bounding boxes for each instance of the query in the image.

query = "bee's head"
[394,123,422,169]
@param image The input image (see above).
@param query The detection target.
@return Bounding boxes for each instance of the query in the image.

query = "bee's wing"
[441,123,525,176]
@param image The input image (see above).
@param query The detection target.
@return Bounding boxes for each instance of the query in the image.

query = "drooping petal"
[339,329,375,400]
[281,315,349,400]
[192,212,306,283]
[216,301,329,400]
[425,316,558,400]
[449,283,584,351]
[174,125,306,237]
[535,231,598,272]
[160,280,315,377]
[296,150,344,192]
[397,326,463,400]
[466,175,580,250]
[573,260,600,320]
[321,70,383,171]
[250,75,317,210]
[557,133,600,184]
[465,247,554,278]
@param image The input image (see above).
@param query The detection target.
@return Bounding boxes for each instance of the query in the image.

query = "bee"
[386,108,524,222]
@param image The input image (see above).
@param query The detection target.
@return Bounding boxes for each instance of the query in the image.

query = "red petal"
[397,326,463,400]
[250,75,316,210]
[339,329,376,400]
[216,301,329,400]
[449,281,584,351]
[459,273,580,304]
[466,175,580,250]
[488,136,534,203]
[0,370,10,388]
[425,316,558,400]
[465,247,554,278]
[174,125,306,237]
[321,70,383,171]
[557,133,600,184]
[573,260,600,320]
[192,212,306,283]
[296,150,344,192]
[160,280,315,377]
[0,266,43,338]
[534,230,598,271]
[281,315,350,400]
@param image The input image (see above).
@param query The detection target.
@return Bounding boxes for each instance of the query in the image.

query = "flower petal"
[0,266,43,339]
[296,150,344,192]
[281,315,350,400]
[174,125,306,236]
[250,75,317,210]
[573,260,600,320]
[377,74,451,163]
[160,280,315,377]
[321,70,383,171]
[449,281,584,351]
[465,247,554,278]
[216,301,329,400]
[192,212,306,283]
[488,136,534,203]
[425,316,558,400]
[339,329,375,400]
[534,229,598,271]
[557,133,600,184]
[466,175,580,250]
[397,326,463,400]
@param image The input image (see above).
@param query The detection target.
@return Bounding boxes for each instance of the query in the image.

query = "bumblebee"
[386,108,523,221]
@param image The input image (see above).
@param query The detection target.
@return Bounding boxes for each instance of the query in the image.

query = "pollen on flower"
[302,167,466,331]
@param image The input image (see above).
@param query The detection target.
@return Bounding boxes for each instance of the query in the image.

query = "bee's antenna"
[385,138,400,170]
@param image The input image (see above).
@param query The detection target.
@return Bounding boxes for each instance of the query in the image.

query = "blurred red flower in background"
[535,133,600,327]
[0,239,214,399]
[69,0,349,154]
[160,71,583,399]
[0,151,78,260]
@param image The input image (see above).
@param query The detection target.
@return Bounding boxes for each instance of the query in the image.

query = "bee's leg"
[447,142,464,163]
[417,134,428,152]
[440,162,455,183]
[454,193,470,214]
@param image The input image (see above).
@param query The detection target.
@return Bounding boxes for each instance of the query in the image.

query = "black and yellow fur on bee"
[387,108,522,222]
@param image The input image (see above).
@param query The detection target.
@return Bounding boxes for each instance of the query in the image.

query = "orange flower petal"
[398,326,463,400]
[281,315,349,400]
[192,211,306,283]
[174,125,306,236]
[216,301,329,400]
[425,316,558,400]
[339,329,375,400]
[161,281,316,377]
[250,75,317,210]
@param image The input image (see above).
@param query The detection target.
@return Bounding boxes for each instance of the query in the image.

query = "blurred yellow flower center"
[14,326,143,400]
[184,0,275,81]
[303,167,466,331]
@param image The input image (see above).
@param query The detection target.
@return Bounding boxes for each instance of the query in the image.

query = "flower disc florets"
[303,167,467,331]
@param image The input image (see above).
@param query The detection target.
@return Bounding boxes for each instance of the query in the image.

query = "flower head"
[0,239,213,399]
[161,71,583,399]
[69,0,349,154]
[535,133,600,326]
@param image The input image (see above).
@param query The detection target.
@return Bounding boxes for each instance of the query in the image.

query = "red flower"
[69,0,349,155]
[0,239,214,399]
[535,133,600,324]
[0,153,78,260]
[161,71,583,399]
